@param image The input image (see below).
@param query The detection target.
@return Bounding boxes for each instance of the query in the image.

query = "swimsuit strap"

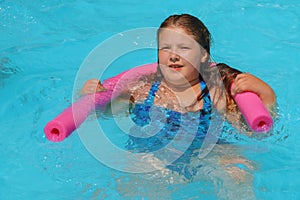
[144,81,161,106]
[200,81,212,113]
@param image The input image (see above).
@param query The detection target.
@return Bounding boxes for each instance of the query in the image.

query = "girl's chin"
[161,67,184,76]
[162,77,190,87]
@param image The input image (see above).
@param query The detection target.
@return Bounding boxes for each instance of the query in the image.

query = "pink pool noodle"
[231,84,273,132]
[45,61,273,142]
[44,63,157,142]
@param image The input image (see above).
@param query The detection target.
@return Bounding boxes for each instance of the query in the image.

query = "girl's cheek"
[158,51,169,63]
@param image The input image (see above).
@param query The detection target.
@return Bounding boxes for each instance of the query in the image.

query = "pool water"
[1,0,300,199]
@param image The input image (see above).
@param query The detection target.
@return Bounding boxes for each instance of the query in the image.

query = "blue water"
[1,0,300,199]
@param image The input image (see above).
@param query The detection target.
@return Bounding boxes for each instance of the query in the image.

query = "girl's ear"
[201,51,208,63]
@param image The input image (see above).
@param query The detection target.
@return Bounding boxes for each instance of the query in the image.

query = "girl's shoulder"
[129,81,154,103]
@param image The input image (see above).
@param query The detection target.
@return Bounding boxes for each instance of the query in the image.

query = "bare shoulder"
[129,81,175,107]
[209,86,227,112]
[129,81,153,103]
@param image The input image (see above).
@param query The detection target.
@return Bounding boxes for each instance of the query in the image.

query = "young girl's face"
[158,27,207,87]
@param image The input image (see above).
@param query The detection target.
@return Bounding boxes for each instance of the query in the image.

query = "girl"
[81,14,276,199]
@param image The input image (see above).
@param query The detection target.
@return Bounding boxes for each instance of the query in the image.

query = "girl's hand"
[231,73,276,107]
[80,78,107,95]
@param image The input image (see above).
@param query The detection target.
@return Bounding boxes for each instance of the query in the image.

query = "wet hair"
[216,63,242,113]
[217,63,242,95]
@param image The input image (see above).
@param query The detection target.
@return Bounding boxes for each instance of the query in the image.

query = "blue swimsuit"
[126,81,212,179]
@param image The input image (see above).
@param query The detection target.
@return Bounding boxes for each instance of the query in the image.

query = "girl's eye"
[160,46,170,51]
[180,46,190,50]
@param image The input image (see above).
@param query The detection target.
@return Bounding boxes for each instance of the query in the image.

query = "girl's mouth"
[169,64,183,70]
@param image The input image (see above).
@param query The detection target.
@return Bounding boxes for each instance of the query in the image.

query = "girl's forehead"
[158,27,196,43]
[159,27,189,37]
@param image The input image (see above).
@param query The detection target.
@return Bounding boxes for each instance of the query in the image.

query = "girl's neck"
[161,77,200,93]
[161,78,203,111]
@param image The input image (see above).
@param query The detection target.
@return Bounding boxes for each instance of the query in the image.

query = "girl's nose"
[169,51,180,62]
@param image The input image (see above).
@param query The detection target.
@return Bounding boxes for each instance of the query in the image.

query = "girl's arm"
[80,78,131,116]
[80,78,107,95]
[231,73,276,109]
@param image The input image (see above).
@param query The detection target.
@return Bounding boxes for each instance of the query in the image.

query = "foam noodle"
[231,84,273,132]
[45,62,273,142]
[44,63,157,142]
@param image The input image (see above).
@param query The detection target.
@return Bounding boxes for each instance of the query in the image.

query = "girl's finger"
[96,81,107,92]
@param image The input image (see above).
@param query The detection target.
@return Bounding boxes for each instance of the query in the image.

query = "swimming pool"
[1,0,300,199]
